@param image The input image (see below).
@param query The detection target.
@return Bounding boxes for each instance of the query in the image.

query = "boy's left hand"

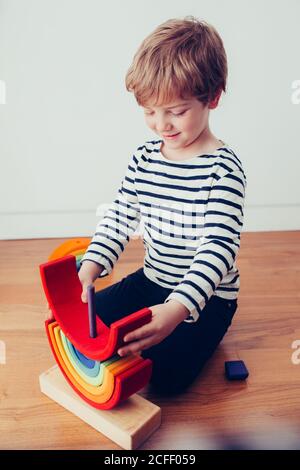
[117,301,189,356]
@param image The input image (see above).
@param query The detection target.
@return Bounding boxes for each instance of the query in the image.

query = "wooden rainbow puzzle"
[39,238,161,449]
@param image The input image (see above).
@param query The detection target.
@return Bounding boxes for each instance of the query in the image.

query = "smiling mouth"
[163,133,180,138]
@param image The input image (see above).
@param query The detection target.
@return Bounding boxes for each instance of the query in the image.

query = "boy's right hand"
[78,260,104,303]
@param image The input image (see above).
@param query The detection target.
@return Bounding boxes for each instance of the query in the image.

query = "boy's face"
[143,96,211,154]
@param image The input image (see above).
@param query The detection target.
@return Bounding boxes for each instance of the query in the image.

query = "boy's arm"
[80,149,141,277]
[164,169,247,322]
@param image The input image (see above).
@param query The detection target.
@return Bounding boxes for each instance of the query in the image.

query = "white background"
[1,0,300,239]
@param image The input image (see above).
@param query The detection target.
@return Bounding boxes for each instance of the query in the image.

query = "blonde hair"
[125,16,228,107]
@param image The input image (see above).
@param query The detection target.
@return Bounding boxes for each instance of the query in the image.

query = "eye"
[172,110,186,116]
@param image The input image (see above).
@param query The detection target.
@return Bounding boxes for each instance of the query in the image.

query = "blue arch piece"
[66,339,101,378]
[61,331,103,385]
[63,332,120,382]
[73,347,96,369]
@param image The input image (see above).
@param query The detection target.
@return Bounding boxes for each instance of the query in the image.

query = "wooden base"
[39,365,161,450]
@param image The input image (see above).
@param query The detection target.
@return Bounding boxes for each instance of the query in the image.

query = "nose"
[156,115,173,134]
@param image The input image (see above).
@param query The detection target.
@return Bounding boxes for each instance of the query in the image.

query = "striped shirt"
[81,139,247,322]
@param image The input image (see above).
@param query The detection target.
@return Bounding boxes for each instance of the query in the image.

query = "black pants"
[94,267,238,396]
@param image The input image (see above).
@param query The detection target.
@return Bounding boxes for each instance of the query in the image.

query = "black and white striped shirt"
[81,139,247,322]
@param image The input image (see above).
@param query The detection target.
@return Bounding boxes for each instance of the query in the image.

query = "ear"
[208,89,222,110]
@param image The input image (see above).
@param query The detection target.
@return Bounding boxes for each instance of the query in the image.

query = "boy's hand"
[117,300,190,356]
[78,260,104,303]
[44,261,105,320]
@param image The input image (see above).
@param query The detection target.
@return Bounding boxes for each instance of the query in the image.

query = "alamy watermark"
[95,201,205,242]
[0,80,6,104]
[291,340,300,365]
[0,340,6,364]
[291,80,300,104]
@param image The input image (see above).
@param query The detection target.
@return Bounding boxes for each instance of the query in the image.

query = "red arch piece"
[45,319,153,410]
[40,255,152,361]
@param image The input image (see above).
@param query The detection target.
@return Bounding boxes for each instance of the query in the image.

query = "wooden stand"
[39,365,161,450]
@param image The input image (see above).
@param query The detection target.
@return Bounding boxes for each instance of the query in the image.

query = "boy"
[78,16,247,395]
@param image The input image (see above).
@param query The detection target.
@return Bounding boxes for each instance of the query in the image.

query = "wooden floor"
[0,232,300,450]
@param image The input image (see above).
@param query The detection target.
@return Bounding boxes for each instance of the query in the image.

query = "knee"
[148,368,199,396]
[149,379,190,396]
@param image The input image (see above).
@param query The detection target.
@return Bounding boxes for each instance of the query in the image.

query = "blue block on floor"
[225,360,249,380]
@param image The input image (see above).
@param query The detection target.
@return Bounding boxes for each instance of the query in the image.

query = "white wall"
[1,0,300,239]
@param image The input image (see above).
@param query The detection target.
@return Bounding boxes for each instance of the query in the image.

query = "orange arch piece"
[48,238,91,261]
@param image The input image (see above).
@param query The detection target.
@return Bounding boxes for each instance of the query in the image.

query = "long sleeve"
[164,169,247,322]
[80,150,141,277]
